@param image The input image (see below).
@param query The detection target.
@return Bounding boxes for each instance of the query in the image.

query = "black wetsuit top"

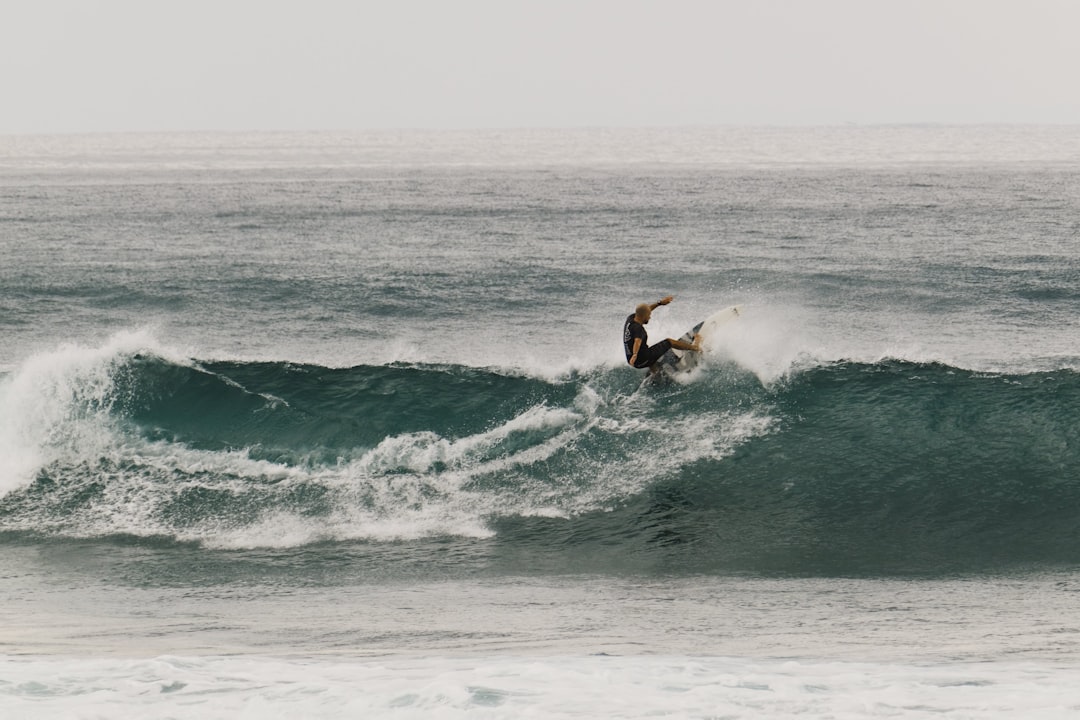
[623,314,647,364]
[623,315,673,368]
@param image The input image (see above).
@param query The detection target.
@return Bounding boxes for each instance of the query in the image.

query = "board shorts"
[633,339,672,369]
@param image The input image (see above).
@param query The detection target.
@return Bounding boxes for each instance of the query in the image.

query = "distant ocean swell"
[2,333,1079,572]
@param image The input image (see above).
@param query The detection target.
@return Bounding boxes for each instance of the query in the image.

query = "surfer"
[623,296,701,373]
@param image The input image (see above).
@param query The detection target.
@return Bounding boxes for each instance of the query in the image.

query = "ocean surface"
[2,126,1080,717]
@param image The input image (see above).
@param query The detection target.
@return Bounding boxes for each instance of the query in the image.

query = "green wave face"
[3,351,1080,575]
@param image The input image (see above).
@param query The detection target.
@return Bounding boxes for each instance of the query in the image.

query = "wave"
[547,360,1080,574]
[0,332,761,547]
[2,333,1080,573]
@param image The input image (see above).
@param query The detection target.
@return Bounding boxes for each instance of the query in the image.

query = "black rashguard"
[623,314,672,369]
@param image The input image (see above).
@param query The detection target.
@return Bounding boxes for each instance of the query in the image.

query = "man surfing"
[623,295,701,374]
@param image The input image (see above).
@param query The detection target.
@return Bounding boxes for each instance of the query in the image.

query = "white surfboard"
[657,305,742,376]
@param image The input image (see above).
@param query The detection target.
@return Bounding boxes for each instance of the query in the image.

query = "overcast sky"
[3,0,1078,134]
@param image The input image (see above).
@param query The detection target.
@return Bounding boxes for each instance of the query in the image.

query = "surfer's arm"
[628,337,643,365]
[648,295,674,311]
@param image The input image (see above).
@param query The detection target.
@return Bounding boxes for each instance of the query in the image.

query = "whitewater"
[2,127,1080,718]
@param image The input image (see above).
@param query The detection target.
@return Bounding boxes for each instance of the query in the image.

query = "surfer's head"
[635,304,652,323]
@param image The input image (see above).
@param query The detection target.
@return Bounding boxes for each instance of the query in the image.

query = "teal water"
[2,128,1080,717]
[3,355,1080,575]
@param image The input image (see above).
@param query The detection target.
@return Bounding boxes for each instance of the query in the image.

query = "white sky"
[3,0,1079,134]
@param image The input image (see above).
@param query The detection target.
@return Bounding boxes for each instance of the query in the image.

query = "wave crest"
[5,334,1080,572]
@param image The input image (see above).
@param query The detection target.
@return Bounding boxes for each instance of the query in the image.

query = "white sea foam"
[1,653,1077,720]
[0,329,190,496]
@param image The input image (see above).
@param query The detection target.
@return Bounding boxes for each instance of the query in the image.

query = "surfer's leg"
[634,339,673,368]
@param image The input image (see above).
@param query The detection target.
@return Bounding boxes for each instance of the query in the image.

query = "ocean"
[2,126,1080,718]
